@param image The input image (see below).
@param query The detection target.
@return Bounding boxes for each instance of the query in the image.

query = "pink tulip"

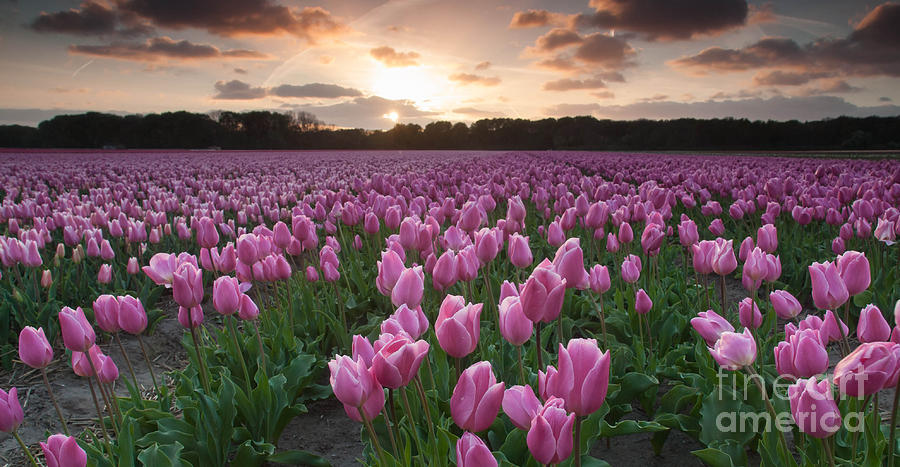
[605,232,620,253]
[757,224,778,253]
[40,433,87,467]
[451,361,504,432]
[738,298,762,329]
[328,355,385,422]
[692,240,716,275]
[372,334,429,389]
[635,289,652,315]
[708,218,725,236]
[764,254,781,282]
[41,270,53,288]
[456,432,497,467]
[352,335,375,368]
[620,257,640,284]
[432,249,458,291]
[18,326,53,369]
[835,250,870,297]
[197,217,220,249]
[499,280,520,302]
[236,233,259,265]
[59,306,95,352]
[172,262,204,308]
[508,233,533,268]
[142,252,178,286]
[272,221,291,249]
[540,339,611,416]
[708,329,756,371]
[819,310,849,344]
[384,304,429,340]
[831,237,845,255]
[551,238,589,289]
[875,218,896,244]
[547,221,565,247]
[691,310,735,346]
[738,237,754,262]
[588,264,610,294]
[376,249,405,295]
[391,266,424,309]
[678,219,698,247]
[97,264,112,284]
[617,222,633,244]
[117,295,147,335]
[499,296,533,346]
[305,266,319,282]
[519,263,566,324]
[435,295,482,358]
[126,257,140,275]
[640,223,664,257]
[769,290,801,320]
[177,305,204,329]
[809,261,849,310]
[93,294,120,333]
[502,384,542,430]
[743,247,768,282]
[0,387,24,433]
[474,228,500,264]
[775,329,828,379]
[711,239,737,276]
[788,378,841,439]
[858,304,891,343]
[833,342,899,397]
[212,276,242,315]
[526,397,574,465]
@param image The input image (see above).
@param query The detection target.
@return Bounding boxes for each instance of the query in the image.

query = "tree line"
[1,110,898,150]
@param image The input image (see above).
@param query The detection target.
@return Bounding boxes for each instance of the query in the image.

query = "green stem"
[137,334,160,393]
[359,407,388,466]
[415,377,439,465]
[41,367,69,435]
[252,319,267,376]
[227,316,253,391]
[574,415,582,467]
[744,366,788,455]
[12,430,39,467]
[517,345,527,386]
[889,385,900,462]
[400,387,426,462]
[823,437,836,467]
[87,378,114,458]
[114,333,139,390]
[190,326,211,393]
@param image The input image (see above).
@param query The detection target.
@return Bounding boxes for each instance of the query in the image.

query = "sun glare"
[371,66,440,106]
[384,111,399,123]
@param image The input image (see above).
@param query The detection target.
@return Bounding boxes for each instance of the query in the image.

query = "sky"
[1,0,899,129]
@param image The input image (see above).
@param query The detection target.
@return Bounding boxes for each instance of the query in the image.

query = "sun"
[371,65,440,106]
[384,111,399,123]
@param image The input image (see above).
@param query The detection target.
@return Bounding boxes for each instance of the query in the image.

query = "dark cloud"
[269,83,362,98]
[575,0,748,41]
[69,36,269,61]
[509,9,566,28]
[535,55,581,72]
[213,80,267,99]
[752,70,832,86]
[748,2,776,24]
[532,28,583,52]
[671,3,900,78]
[573,33,635,69]
[234,67,247,74]
[369,46,420,67]
[448,73,501,86]
[118,1,346,41]
[800,79,862,96]
[542,76,607,91]
[880,96,893,102]
[474,61,491,70]
[544,95,900,121]
[31,1,152,37]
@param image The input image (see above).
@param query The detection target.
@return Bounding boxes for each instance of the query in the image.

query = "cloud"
[575,0,748,41]
[799,79,862,96]
[748,2,777,24]
[592,91,615,99]
[474,61,491,70]
[234,67,247,74]
[752,70,832,86]
[531,28,583,53]
[535,55,581,72]
[69,36,269,61]
[543,95,900,121]
[573,33,635,69]
[319,55,334,65]
[542,76,607,91]
[670,3,900,78]
[448,73,501,86]
[453,107,502,117]
[213,80,267,99]
[117,1,346,41]
[269,83,362,98]
[880,96,893,102]
[294,96,439,129]
[31,1,151,37]
[509,9,568,28]
[370,46,420,67]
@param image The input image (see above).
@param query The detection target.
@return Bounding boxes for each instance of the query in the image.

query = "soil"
[277,398,364,466]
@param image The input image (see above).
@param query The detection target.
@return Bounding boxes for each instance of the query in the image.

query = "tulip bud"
[18,326,53,369]
[435,295,482,358]
[809,261,848,310]
[835,251,870,297]
[97,264,112,284]
[59,306,96,352]
[498,296,533,346]
[212,276,242,315]
[40,434,87,467]
[371,334,430,389]
[769,290,801,320]
[238,294,260,321]
[858,304,891,343]
[41,269,53,288]
[117,295,148,335]
[526,397,574,465]
[691,310,734,346]
[738,297,762,329]
[0,387,24,433]
[456,432,497,467]
[451,361,504,432]
[93,294,120,333]
[635,289,652,315]
[788,378,841,439]
[177,305,204,329]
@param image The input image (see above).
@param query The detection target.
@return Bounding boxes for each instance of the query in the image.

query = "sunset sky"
[1,0,899,129]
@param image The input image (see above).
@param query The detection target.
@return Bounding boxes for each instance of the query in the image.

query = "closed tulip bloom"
[0,387,24,433]
[59,306,95,352]
[432,249,458,291]
[547,221,565,247]
[875,218,896,245]
[789,329,829,378]
[391,266,424,309]
[376,249,405,295]
[142,252,178,286]
[635,289,652,315]
[23,240,42,267]
[820,310,849,344]
[97,264,112,284]
[605,232,620,253]
[41,269,53,288]
[858,304,891,343]
[451,361,504,432]
[93,294,120,333]
[212,276,242,315]
[833,342,899,397]
[738,237,754,262]
[769,290,802,320]
[835,251,870,297]
[238,294,259,321]
[743,247,768,282]
[117,295,147,335]
[620,257,640,284]
[809,261,849,310]
[197,217,220,249]
[692,240,717,275]
[435,295,483,358]
[272,221,291,249]
[544,339,611,416]
[526,397,575,465]
[90,346,119,384]
[738,297,762,329]
[177,306,204,329]
[503,384,542,430]
[508,233,533,268]
[364,212,380,234]
[691,310,735,346]
[126,257,139,275]
[41,434,87,467]
[588,264,610,294]
[305,266,319,282]
[831,237,845,255]
[385,304,429,340]
[788,378,841,439]
[474,228,500,264]
[456,432,497,467]
[711,239,737,276]
[678,219,699,247]
[519,265,566,323]
[551,238,589,289]
[764,254,781,283]
[499,280,520,302]
[173,262,204,308]
[372,334,430,389]
[709,329,756,371]
[641,224,665,257]
[499,296,533,346]
[18,326,53,369]
[757,224,778,253]
[329,355,385,423]
[708,218,725,236]
[236,233,259,265]
[617,222,633,244]
[352,335,375,368]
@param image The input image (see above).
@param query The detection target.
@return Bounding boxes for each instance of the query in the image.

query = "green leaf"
[267,449,332,466]
[137,442,190,467]
[691,447,736,467]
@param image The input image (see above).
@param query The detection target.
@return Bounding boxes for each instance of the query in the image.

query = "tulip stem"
[252,319,267,377]
[189,326,211,393]
[415,376,439,465]
[227,316,253,392]
[359,407,388,466]
[385,389,400,458]
[114,333,139,390]
[574,415,582,467]
[400,387,426,463]
[719,275,727,317]
[87,378,114,457]
[517,345,527,386]
[12,430,39,467]
[889,385,900,462]
[536,322,543,370]
[593,291,608,350]
[86,355,119,436]
[41,367,70,435]
[333,282,348,346]
[822,436,836,467]
[137,334,160,393]
[744,366,788,455]
[840,302,851,357]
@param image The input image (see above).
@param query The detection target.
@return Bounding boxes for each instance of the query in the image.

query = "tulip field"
[1,149,899,467]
